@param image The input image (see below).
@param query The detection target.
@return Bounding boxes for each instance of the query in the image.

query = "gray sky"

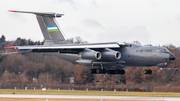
[1,0,180,46]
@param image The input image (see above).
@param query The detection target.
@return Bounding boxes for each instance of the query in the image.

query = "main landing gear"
[89,69,125,75]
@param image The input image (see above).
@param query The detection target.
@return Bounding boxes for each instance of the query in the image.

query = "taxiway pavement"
[0,94,180,100]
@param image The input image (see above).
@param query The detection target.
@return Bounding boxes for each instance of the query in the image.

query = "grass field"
[0,98,146,101]
[0,89,180,97]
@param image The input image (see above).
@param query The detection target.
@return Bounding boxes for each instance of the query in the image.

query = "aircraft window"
[157,48,168,52]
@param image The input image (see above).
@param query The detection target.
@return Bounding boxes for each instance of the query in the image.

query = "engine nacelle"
[101,48,121,60]
[80,49,101,60]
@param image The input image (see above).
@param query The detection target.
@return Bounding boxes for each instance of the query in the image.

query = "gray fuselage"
[56,43,175,70]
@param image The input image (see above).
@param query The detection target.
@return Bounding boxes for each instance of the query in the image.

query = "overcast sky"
[1,0,180,46]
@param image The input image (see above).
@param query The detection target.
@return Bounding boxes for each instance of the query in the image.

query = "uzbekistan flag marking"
[47,25,59,32]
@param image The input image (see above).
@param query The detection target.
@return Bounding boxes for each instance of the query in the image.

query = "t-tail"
[9,10,72,45]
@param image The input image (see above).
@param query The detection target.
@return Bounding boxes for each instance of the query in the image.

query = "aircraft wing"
[5,42,125,54]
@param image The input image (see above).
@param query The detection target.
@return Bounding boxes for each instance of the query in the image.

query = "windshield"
[157,48,169,52]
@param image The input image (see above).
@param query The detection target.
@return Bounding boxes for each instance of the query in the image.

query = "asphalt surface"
[0,94,180,100]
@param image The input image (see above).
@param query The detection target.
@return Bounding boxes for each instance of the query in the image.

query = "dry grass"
[0,89,180,97]
[0,98,145,101]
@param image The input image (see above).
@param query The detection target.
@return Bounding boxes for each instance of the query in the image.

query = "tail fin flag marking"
[46,25,59,32]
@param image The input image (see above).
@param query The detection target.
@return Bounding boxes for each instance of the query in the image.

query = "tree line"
[0,35,180,86]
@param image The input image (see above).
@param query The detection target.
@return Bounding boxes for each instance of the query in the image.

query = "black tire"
[120,69,125,75]
[90,69,97,74]
[107,70,114,74]
[143,69,147,74]
[96,69,100,73]
[148,70,152,74]
[143,69,152,74]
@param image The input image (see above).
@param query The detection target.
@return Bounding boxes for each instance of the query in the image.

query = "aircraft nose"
[169,54,175,60]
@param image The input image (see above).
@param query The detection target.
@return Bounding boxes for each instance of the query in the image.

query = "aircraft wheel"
[96,69,100,74]
[107,70,114,74]
[89,69,92,73]
[143,69,152,74]
[101,69,107,74]
[96,69,106,74]
[114,70,120,74]
[148,70,152,74]
[90,69,97,74]
[120,69,125,75]
[143,70,148,74]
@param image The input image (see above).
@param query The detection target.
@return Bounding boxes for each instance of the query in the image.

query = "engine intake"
[80,49,101,60]
[101,48,121,60]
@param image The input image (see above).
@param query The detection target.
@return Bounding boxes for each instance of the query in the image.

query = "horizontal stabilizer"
[9,10,64,18]
[1,50,31,55]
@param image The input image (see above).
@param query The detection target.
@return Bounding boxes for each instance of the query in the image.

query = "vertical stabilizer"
[9,10,72,45]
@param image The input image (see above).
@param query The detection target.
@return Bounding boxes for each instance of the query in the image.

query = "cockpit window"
[157,48,169,52]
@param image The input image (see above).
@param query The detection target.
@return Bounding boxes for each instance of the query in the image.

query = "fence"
[0,83,180,92]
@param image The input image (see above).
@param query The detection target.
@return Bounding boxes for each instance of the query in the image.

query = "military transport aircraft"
[6,10,175,75]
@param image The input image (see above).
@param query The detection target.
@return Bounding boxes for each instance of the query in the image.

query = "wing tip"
[8,10,17,12]
[5,46,16,49]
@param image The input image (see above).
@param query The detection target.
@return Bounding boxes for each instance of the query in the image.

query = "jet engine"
[101,48,121,60]
[80,48,101,60]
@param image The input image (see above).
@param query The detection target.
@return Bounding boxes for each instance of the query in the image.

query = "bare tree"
[74,65,87,83]
[133,41,141,45]
[69,36,88,44]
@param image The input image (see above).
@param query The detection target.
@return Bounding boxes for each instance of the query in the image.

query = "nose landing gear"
[143,69,152,74]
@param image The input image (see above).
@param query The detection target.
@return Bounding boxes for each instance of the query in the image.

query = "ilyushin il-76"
[6,10,175,75]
